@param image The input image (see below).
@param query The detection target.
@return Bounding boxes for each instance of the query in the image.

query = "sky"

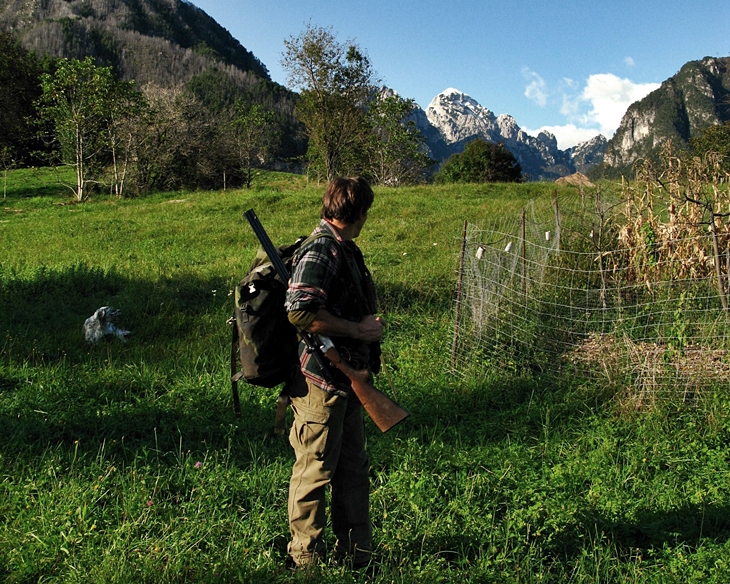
[188,0,729,149]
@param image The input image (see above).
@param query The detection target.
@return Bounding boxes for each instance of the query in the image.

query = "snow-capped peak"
[425,88,498,144]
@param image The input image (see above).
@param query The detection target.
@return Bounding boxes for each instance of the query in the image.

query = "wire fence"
[451,187,730,407]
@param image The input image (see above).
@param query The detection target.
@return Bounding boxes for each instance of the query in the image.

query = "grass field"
[2,171,730,583]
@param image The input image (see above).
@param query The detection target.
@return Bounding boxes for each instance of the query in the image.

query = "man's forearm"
[305,308,383,343]
[306,308,361,338]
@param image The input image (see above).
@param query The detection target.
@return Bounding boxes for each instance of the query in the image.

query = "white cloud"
[579,73,660,136]
[524,72,660,149]
[523,68,547,107]
[624,57,635,67]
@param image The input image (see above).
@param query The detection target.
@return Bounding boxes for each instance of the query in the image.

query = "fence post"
[522,208,527,299]
[452,220,468,369]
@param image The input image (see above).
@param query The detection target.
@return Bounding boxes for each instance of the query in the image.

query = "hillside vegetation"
[0,0,269,83]
[2,173,730,582]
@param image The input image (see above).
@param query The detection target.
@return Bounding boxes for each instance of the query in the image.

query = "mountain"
[603,56,730,174]
[0,0,270,89]
[567,135,608,175]
[415,88,606,181]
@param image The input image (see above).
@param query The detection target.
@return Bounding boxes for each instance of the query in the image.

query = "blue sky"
[188,0,729,149]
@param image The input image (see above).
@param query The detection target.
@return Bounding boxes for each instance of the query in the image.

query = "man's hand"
[356,315,384,343]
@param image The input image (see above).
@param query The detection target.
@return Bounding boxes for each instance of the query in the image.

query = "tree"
[37,57,139,201]
[435,139,523,184]
[133,84,223,192]
[281,24,377,181]
[228,101,278,188]
[0,32,42,161]
[364,93,433,185]
[691,122,730,174]
[105,79,148,197]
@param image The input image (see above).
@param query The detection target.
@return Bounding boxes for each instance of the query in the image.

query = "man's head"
[321,177,374,226]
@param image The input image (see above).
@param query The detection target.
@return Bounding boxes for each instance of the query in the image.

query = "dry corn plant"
[619,141,730,300]
[571,143,730,409]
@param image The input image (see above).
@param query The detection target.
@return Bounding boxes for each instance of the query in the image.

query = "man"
[284,176,383,570]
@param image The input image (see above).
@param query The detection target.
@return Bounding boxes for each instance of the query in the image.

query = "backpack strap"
[228,315,242,418]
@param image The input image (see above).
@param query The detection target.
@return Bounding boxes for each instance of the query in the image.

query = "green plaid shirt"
[286,220,375,393]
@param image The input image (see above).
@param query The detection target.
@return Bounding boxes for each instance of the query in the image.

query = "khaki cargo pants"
[287,377,371,567]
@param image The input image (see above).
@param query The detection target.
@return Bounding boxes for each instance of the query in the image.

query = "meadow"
[1,168,730,583]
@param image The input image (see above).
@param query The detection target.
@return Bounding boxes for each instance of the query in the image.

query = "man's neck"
[325,218,356,241]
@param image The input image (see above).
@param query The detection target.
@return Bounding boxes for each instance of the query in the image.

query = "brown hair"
[321,177,374,225]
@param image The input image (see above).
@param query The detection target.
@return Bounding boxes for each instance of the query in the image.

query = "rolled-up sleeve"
[287,309,317,330]
[285,237,340,315]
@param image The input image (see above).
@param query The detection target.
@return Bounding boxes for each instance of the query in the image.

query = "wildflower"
[147,499,153,507]
[195,461,203,469]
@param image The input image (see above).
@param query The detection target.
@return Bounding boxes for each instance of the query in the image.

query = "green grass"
[1,171,729,582]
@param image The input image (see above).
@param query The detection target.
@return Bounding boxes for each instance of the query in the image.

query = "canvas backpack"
[229,231,335,417]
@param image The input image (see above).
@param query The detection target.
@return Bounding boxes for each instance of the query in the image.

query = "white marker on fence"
[476,246,485,259]
[505,241,513,253]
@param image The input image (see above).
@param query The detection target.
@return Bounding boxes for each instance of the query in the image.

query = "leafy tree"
[435,139,523,184]
[691,122,730,173]
[37,57,139,201]
[228,101,278,188]
[281,24,377,181]
[133,85,223,192]
[0,32,43,161]
[364,94,433,185]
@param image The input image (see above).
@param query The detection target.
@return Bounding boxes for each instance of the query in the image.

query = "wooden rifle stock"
[319,336,409,433]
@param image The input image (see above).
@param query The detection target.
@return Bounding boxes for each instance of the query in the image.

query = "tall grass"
[1,172,729,582]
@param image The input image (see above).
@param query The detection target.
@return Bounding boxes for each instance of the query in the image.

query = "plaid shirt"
[285,220,373,393]
[285,220,344,317]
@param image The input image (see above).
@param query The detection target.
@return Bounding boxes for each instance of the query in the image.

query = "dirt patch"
[566,332,730,408]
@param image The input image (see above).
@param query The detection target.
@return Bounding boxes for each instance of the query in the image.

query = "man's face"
[352,210,368,238]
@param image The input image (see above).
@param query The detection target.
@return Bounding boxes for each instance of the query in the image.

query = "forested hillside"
[0,0,308,188]
[0,0,269,85]
[0,0,304,154]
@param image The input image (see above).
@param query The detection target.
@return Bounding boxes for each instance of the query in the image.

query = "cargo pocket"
[290,407,331,462]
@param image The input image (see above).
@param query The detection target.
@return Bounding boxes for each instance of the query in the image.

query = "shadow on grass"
[0,262,226,364]
[378,279,455,315]
[591,503,730,552]
[397,369,612,449]
[0,262,285,467]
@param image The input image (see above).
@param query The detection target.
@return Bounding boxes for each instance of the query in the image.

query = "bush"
[435,138,523,184]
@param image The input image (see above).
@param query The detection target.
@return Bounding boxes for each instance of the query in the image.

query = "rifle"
[244,209,409,433]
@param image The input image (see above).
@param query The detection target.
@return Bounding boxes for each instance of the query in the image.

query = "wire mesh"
[451,191,730,406]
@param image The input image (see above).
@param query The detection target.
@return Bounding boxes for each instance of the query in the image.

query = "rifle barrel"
[244,209,290,281]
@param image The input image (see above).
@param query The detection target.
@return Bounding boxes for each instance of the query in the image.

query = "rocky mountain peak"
[425,88,499,145]
[496,114,521,140]
[418,88,606,180]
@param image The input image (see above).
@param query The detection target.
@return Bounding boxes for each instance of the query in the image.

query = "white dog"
[83,307,131,344]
